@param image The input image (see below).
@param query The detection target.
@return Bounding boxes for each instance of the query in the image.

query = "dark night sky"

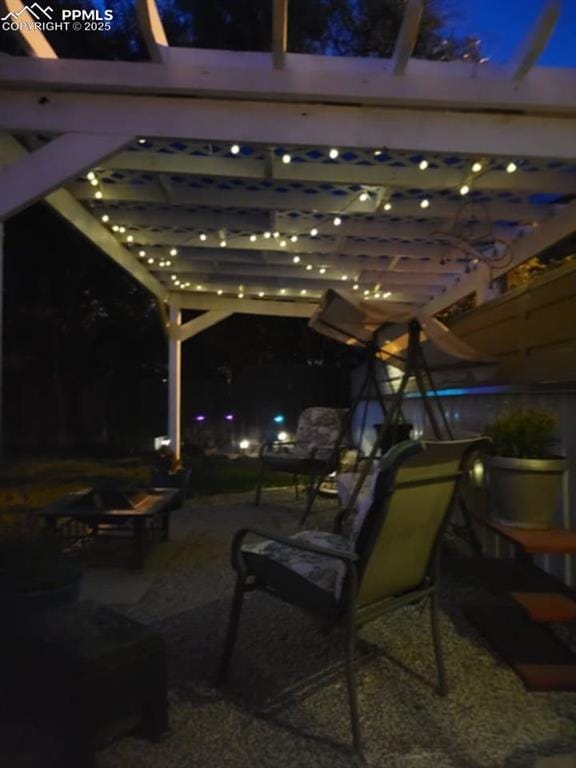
[447,0,576,67]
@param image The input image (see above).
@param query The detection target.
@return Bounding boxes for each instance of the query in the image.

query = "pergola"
[1,0,575,457]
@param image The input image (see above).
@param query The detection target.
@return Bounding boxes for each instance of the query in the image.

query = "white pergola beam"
[0,0,57,58]
[2,91,576,160]
[106,150,576,194]
[175,311,231,342]
[2,51,576,115]
[508,0,561,82]
[172,293,314,317]
[272,0,288,69]
[136,0,169,64]
[0,133,131,219]
[0,134,167,299]
[426,198,576,315]
[392,0,423,75]
[74,183,547,222]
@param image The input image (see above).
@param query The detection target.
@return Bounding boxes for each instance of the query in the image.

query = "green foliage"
[484,408,558,459]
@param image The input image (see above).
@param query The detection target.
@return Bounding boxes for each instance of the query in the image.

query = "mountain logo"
[1,3,53,21]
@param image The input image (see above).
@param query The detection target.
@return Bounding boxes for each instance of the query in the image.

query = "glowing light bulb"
[139,250,146,257]
[319,267,326,274]
[282,153,291,164]
[147,257,154,264]
[310,227,318,237]
[472,161,483,173]
[280,240,287,247]
[86,172,96,181]
[290,235,298,243]
[273,231,280,239]
[333,216,342,226]
[94,191,103,199]
[220,240,227,248]
[230,144,240,155]
[258,291,265,297]
[329,148,339,159]
[249,234,257,242]
[353,284,359,290]
[300,289,307,295]
[460,184,470,196]
[506,161,518,174]
[119,226,126,234]
[101,214,110,223]
[384,202,392,211]
[293,255,300,263]
[359,191,370,202]
[306,264,313,271]
[419,160,429,170]
[199,233,207,241]
[217,289,223,295]
[341,275,348,281]
[89,178,98,187]
[280,288,286,295]
[420,198,430,209]
[264,232,272,239]
[126,235,134,243]
[170,248,178,256]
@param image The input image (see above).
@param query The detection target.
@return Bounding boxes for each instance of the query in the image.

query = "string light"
[280,288,286,295]
[329,148,339,160]
[273,232,280,239]
[196,284,203,290]
[139,250,146,257]
[419,160,429,171]
[112,225,119,232]
[280,240,287,247]
[217,289,223,295]
[420,198,430,209]
[230,144,240,155]
[300,289,307,295]
[199,233,207,242]
[472,161,483,173]
[238,291,244,298]
[147,257,154,265]
[319,267,326,274]
[506,161,518,174]
[282,153,291,164]
[290,235,298,243]
[101,214,110,223]
[94,190,103,199]
[333,216,342,226]
[310,227,319,237]
[258,291,265,297]
[126,235,134,243]
[293,256,301,263]
[138,138,147,145]
[341,275,349,281]
[353,284,359,291]
[383,291,391,298]
[306,264,313,271]
[359,191,370,202]
[263,231,272,239]
[249,234,257,242]
[89,178,99,187]
[384,202,392,211]
[119,226,126,234]
[86,172,96,181]
[169,248,178,256]
[373,150,382,157]
[220,240,227,248]
[460,184,470,196]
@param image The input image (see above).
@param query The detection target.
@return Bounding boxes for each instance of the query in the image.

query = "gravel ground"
[98,491,576,768]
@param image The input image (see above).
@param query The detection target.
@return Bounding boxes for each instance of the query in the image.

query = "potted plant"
[0,523,83,615]
[484,407,568,530]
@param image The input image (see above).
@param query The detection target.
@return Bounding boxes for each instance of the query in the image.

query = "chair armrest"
[230,526,358,573]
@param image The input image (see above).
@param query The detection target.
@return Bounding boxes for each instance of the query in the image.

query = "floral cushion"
[242,530,352,599]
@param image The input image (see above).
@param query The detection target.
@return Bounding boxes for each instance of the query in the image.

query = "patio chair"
[218,437,488,756]
[254,406,345,518]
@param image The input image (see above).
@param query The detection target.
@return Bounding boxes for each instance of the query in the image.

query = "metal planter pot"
[485,455,568,530]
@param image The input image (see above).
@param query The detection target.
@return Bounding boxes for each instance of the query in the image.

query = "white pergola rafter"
[103,150,576,195]
[171,293,315,317]
[73,182,549,222]
[508,0,561,82]
[0,133,131,219]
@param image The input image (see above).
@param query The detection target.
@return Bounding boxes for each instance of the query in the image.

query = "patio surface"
[87,489,576,768]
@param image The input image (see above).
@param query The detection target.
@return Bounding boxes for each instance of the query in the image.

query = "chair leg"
[430,590,448,696]
[217,574,246,686]
[298,473,317,527]
[344,613,363,757]
[254,460,265,506]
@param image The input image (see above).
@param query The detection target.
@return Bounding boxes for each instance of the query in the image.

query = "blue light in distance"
[273,414,285,424]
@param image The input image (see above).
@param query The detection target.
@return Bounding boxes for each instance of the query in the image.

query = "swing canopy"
[309,289,495,374]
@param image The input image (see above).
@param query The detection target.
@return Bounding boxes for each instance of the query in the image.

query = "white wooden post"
[168,305,181,460]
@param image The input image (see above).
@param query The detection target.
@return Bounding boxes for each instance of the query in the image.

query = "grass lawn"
[0,454,290,534]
